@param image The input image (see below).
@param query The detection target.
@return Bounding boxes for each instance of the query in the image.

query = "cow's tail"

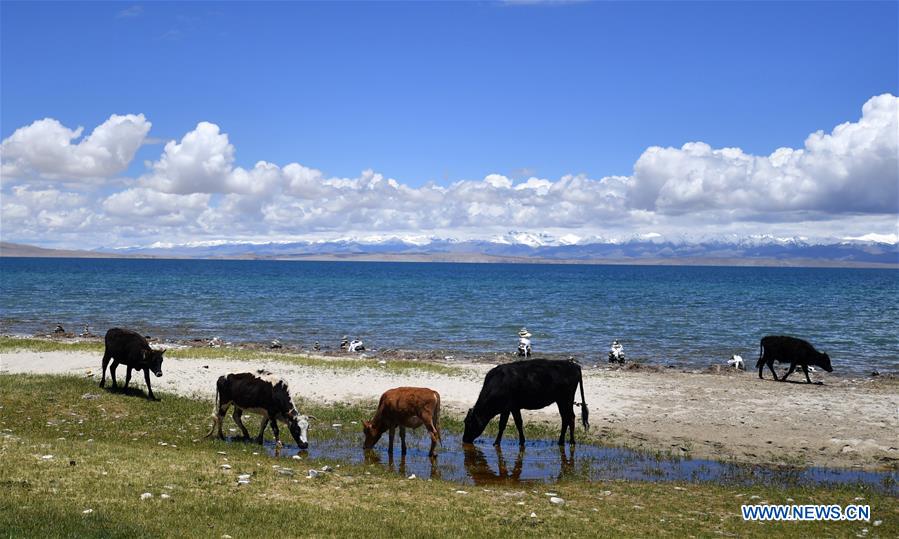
[576,366,589,431]
[204,380,222,439]
[433,391,443,445]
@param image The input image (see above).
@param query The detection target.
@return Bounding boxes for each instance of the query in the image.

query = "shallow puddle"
[225,428,899,494]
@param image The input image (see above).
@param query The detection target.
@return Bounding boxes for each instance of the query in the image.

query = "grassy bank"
[0,336,465,376]
[0,375,894,537]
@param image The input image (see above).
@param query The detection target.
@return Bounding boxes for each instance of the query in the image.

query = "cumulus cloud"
[628,93,898,215]
[1,94,896,248]
[0,114,151,180]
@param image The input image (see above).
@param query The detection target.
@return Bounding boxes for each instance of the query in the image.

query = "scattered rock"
[140,492,153,500]
[544,492,558,497]
[321,465,333,472]
[220,464,232,470]
[873,520,882,527]
[407,474,416,480]
[291,454,302,460]
[455,490,468,495]
[40,455,53,460]
[530,512,538,518]
[160,493,171,500]
[82,509,93,515]
[550,497,565,505]
[307,469,320,479]
[81,393,100,400]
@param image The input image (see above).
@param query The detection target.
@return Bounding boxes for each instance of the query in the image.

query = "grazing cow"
[757,335,833,383]
[205,370,311,449]
[463,359,589,447]
[363,387,441,457]
[99,328,166,400]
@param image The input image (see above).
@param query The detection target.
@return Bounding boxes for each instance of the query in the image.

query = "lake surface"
[1,257,897,374]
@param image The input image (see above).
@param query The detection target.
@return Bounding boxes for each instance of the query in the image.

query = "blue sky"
[1,1,897,248]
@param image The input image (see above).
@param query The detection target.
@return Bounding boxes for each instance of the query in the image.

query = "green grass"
[1,374,895,538]
[0,336,466,377]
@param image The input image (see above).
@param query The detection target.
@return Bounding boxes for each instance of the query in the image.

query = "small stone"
[140,492,153,500]
[321,465,333,472]
[530,512,537,518]
[222,535,233,539]
[160,493,171,500]
[544,492,558,497]
[238,474,251,481]
[217,451,227,455]
[516,501,525,505]
[277,469,295,476]
[550,497,565,505]
[82,509,93,514]
[41,455,53,460]
[220,464,232,470]
[307,469,320,479]
[455,490,468,494]
[237,479,251,485]
[332,423,342,428]
[407,474,416,480]
[873,520,882,526]
[602,491,612,496]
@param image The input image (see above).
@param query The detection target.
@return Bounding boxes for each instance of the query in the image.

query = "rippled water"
[1,257,897,373]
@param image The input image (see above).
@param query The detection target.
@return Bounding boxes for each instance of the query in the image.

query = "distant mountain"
[91,233,899,267]
[3,233,896,267]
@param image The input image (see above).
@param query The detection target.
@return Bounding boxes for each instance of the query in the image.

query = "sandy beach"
[1,348,896,471]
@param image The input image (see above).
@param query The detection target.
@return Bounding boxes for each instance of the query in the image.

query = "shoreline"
[2,337,896,473]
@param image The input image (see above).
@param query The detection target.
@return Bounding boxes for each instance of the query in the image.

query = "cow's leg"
[232,409,251,439]
[99,351,111,387]
[494,411,510,446]
[388,427,395,455]
[566,402,576,445]
[422,414,440,457]
[256,418,269,444]
[143,368,157,400]
[766,359,780,381]
[269,418,280,444]
[556,402,573,445]
[124,366,133,389]
[802,364,813,384]
[215,405,228,439]
[511,409,526,447]
[110,360,120,388]
[781,362,797,382]
[399,425,407,455]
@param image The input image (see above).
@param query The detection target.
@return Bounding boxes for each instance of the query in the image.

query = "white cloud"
[628,94,898,215]
[1,94,896,249]
[0,114,150,180]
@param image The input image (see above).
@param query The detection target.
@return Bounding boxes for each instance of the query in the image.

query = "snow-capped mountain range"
[100,231,899,266]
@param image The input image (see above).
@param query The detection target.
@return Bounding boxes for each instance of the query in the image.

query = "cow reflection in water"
[363,449,442,480]
[463,445,575,484]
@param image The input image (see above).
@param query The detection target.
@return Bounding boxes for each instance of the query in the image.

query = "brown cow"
[362,387,442,457]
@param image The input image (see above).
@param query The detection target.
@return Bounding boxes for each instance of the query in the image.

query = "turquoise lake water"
[1,258,896,374]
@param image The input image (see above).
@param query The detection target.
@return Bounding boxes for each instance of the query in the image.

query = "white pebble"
[530,512,537,518]
[873,520,882,526]
[220,464,232,470]
[160,493,171,500]
[140,492,153,500]
[41,455,53,460]
[550,497,565,505]
[82,509,93,514]
[455,490,468,495]
[407,474,416,480]
[292,455,302,460]
[544,492,558,497]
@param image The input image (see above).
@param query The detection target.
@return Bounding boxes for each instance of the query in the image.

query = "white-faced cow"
[363,387,441,457]
[757,335,833,384]
[463,359,589,447]
[205,370,311,449]
[99,328,166,400]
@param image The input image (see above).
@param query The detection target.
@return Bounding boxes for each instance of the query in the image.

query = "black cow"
[757,335,833,383]
[205,370,311,449]
[463,359,589,446]
[99,328,166,400]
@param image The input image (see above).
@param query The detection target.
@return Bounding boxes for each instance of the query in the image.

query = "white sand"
[2,349,896,470]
